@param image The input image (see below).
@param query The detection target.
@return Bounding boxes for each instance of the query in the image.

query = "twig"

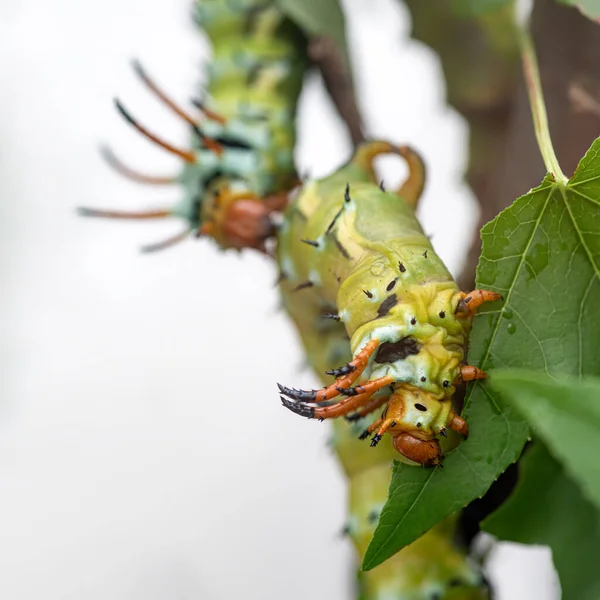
[519,26,568,185]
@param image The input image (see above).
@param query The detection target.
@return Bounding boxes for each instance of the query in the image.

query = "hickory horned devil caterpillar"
[275,141,502,466]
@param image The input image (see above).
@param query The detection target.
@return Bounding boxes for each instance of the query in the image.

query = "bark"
[460,0,600,290]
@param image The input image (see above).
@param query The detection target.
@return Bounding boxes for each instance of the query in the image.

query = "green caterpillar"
[276,140,501,466]
[275,140,497,599]
[79,1,495,598]
[80,0,306,253]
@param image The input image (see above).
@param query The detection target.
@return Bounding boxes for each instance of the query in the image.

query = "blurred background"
[1,0,558,598]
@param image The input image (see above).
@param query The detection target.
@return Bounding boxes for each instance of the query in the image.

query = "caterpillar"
[79,1,495,598]
[276,140,501,467]
[79,0,306,253]
[275,141,497,599]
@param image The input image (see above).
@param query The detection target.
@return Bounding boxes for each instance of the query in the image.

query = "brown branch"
[308,35,365,147]
[460,0,600,290]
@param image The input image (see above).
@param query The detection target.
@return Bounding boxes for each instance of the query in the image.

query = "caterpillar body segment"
[348,469,490,599]
[277,141,501,466]
[79,0,306,253]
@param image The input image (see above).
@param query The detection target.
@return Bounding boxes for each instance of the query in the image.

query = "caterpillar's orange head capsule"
[393,433,442,467]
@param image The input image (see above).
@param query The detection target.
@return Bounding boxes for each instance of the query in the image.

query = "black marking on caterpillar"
[322,313,341,321]
[326,207,343,235]
[363,289,374,299]
[415,403,427,412]
[333,236,350,259]
[301,239,320,248]
[398,262,406,273]
[374,338,420,364]
[335,385,364,396]
[377,294,398,318]
[367,509,380,524]
[211,136,253,151]
[344,183,351,203]
[293,280,314,292]
[326,362,356,378]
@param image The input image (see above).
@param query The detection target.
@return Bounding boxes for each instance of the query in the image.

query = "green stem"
[519,26,568,185]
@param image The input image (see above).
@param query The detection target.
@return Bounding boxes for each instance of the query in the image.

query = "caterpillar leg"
[455,289,503,317]
[369,418,396,447]
[280,376,393,421]
[281,378,392,421]
[458,365,487,382]
[346,394,389,422]
[358,417,383,440]
[277,339,379,402]
[448,412,469,437]
[281,391,370,420]
[335,375,394,398]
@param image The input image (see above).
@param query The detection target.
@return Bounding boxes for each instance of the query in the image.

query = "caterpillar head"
[385,384,468,466]
[197,184,287,252]
[393,434,442,467]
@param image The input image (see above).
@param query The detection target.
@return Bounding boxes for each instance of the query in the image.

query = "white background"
[1,0,559,598]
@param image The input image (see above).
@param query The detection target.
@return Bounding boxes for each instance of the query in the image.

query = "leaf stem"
[519,26,568,185]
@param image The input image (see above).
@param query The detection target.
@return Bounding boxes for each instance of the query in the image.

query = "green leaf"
[489,369,600,509]
[484,443,600,600]
[363,138,600,571]
[276,0,348,63]
[556,0,600,23]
